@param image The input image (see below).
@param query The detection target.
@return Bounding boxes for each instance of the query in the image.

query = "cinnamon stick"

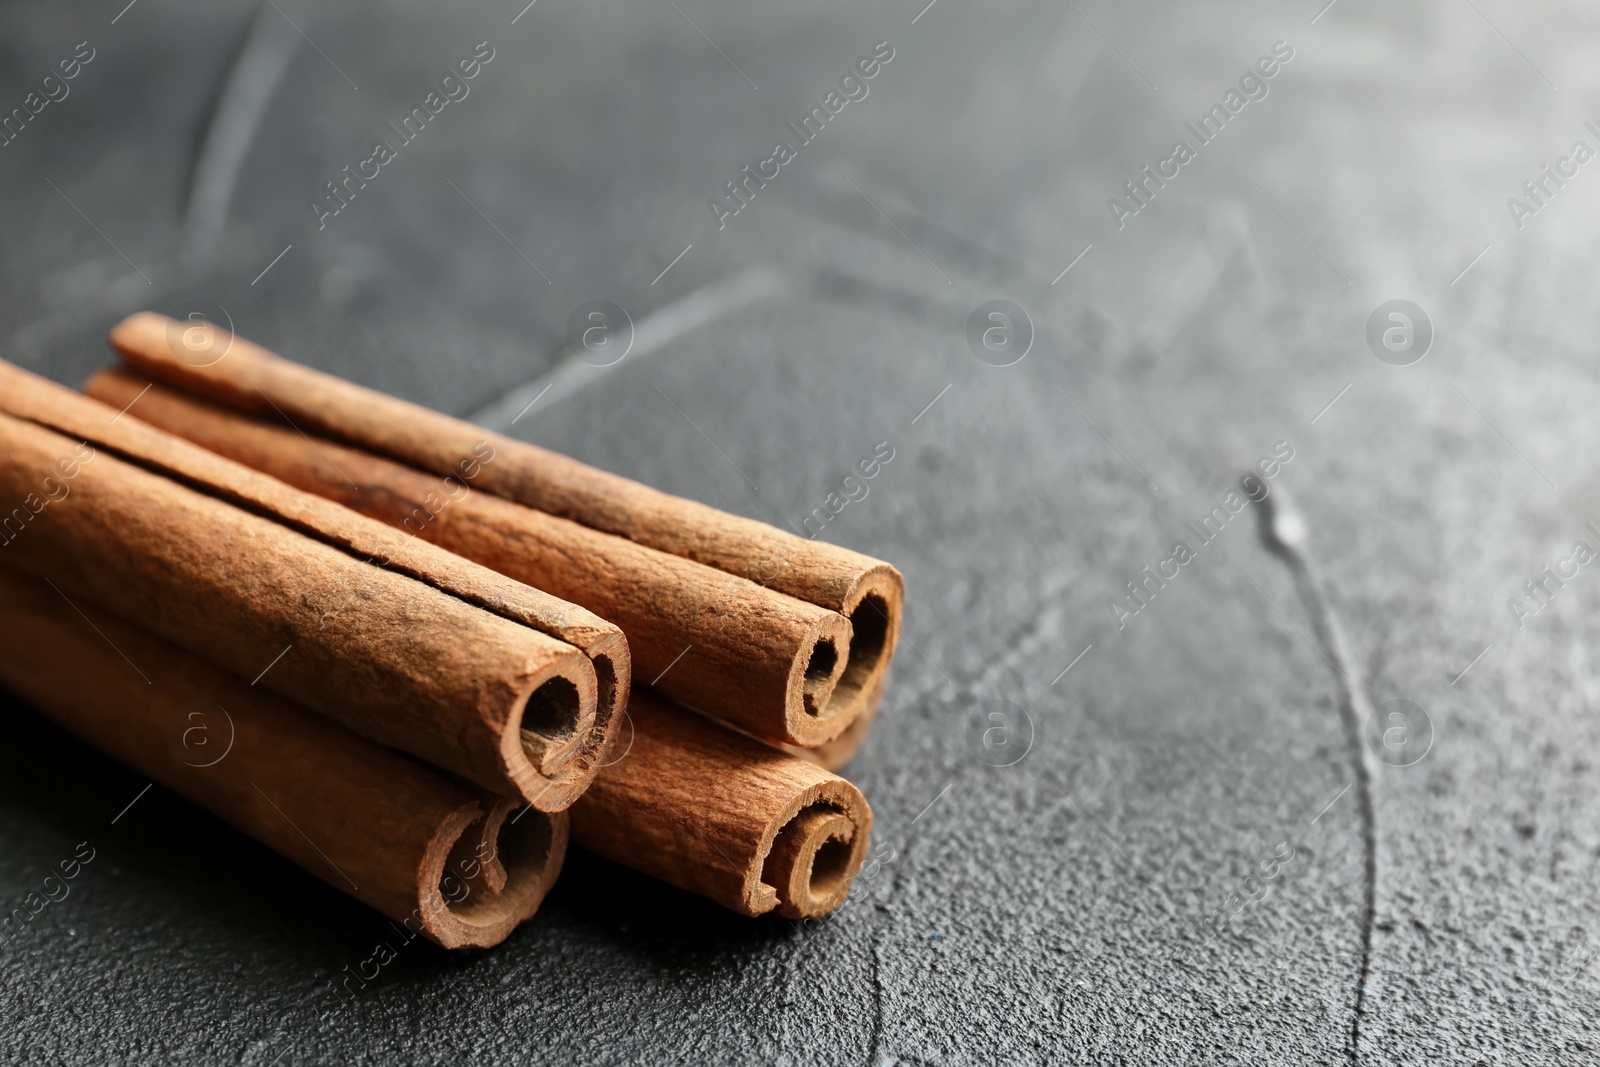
[571,689,872,919]
[0,361,627,810]
[85,368,857,747]
[0,564,565,950]
[106,312,903,739]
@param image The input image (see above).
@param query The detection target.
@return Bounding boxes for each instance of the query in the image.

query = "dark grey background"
[2,0,1597,1063]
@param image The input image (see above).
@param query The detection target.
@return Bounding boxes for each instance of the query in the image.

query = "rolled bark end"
[425,797,567,950]
[571,691,872,919]
[516,667,597,778]
[457,614,626,811]
[783,670,884,772]
[762,794,867,919]
[515,634,626,812]
[786,610,854,746]
[823,564,903,726]
[444,797,513,895]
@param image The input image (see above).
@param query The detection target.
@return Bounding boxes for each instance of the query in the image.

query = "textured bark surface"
[0,565,566,950]
[571,690,871,919]
[0,360,626,809]
[85,367,856,747]
[108,312,903,736]
[3,358,627,799]
[782,672,883,772]
[0,391,601,808]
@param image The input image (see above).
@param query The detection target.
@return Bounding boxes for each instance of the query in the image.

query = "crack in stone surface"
[182,3,301,265]
[1249,477,1378,1066]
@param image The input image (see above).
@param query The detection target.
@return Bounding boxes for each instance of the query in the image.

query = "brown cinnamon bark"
[571,689,871,919]
[107,312,903,737]
[85,368,856,747]
[0,564,565,950]
[781,672,883,772]
[0,362,626,810]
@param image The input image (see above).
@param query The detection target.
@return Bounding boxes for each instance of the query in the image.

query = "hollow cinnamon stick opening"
[84,368,859,747]
[106,312,903,736]
[570,689,871,919]
[781,671,885,773]
[0,361,627,809]
[0,564,565,949]
[432,796,562,944]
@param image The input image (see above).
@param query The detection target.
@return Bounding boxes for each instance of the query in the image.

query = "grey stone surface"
[3,0,1599,1062]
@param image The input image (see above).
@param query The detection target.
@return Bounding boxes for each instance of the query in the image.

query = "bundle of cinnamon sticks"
[0,312,903,949]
